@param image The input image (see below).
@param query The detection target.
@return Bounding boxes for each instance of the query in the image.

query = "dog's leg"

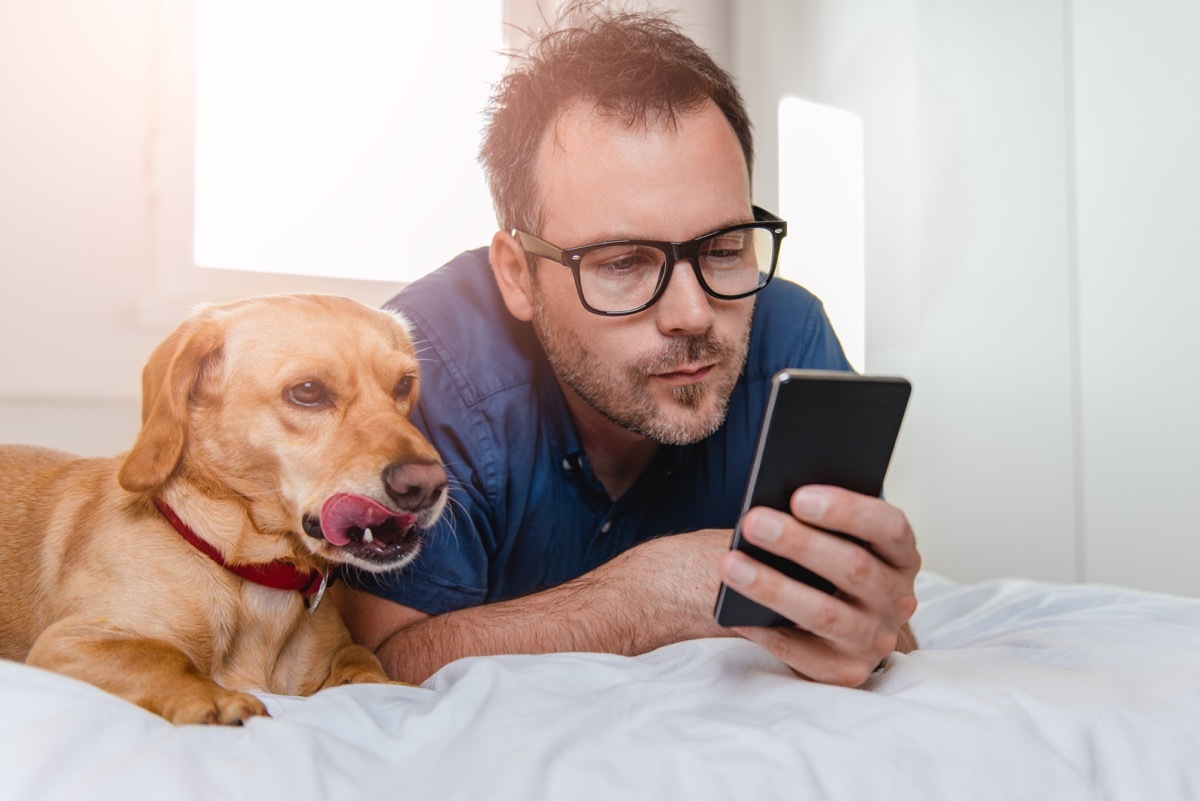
[27,622,269,725]
[319,643,403,689]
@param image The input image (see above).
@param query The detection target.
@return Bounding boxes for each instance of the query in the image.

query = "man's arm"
[335,502,917,688]
[333,531,737,685]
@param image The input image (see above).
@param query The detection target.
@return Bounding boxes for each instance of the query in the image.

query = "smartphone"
[713,369,911,628]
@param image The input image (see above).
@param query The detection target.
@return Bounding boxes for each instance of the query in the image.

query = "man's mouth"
[301,493,421,567]
[653,363,715,385]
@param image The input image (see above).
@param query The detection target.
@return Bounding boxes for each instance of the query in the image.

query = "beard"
[531,286,753,446]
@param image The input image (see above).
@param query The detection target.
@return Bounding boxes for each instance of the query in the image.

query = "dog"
[0,294,447,725]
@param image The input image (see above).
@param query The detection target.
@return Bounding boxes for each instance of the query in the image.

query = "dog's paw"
[319,644,398,689]
[326,665,394,687]
[161,688,270,726]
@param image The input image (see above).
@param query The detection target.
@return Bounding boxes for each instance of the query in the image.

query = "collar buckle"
[305,569,331,613]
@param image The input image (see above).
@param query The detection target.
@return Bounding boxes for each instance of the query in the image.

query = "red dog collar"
[154,498,328,609]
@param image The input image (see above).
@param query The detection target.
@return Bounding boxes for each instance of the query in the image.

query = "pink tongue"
[320,494,412,547]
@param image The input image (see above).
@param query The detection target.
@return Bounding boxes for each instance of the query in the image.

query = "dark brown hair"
[480,1,754,234]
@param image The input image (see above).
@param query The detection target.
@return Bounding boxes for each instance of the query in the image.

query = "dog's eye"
[285,381,331,408]
[393,375,415,401]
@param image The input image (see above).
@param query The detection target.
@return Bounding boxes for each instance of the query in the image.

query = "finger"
[739,506,897,611]
[718,550,876,649]
[788,486,920,573]
[732,625,881,688]
[719,547,911,686]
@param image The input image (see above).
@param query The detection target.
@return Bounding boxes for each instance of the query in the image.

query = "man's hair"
[480,1,754,235]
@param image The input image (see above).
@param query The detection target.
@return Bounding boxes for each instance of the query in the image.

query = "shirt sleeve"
[798,292,855,372]
[750,277,854,377]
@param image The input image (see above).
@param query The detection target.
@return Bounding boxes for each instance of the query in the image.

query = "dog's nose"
[382,460,448,512]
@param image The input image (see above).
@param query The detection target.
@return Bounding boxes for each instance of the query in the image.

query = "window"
[194,1,506,284]
[778,96,866,371]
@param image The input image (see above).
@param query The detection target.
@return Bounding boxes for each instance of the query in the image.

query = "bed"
[2,570,1197,800]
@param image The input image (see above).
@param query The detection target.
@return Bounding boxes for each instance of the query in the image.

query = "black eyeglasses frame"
[513,206,787,317]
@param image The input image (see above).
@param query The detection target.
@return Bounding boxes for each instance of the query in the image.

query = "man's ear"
[490,230,535,322]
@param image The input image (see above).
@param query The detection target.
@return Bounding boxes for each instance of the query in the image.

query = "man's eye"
[585,246,660,275]
[703,234,748,262]
[599,257,638,273]
[285,380,331,408]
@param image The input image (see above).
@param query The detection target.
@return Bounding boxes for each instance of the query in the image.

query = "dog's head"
[117,293,447,574]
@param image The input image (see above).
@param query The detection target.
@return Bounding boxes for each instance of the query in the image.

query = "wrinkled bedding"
[3,571,1198,800]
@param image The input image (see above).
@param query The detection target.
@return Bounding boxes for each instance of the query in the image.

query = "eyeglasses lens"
[577,226,776,313]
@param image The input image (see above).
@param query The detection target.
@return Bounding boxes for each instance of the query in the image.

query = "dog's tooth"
[362,527,374,544]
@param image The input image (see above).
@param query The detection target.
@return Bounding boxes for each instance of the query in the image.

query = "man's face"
[528,100,756,446]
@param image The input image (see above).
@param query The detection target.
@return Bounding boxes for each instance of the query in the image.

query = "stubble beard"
[531,287,753,447]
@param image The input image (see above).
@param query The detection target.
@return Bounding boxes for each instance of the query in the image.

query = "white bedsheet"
[2,572,1198,801]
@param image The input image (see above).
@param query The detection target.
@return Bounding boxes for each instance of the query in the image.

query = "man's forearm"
[375,579,624,684]
[375,535,727,684]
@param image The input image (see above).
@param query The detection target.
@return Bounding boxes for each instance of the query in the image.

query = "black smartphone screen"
[713,369,911,628]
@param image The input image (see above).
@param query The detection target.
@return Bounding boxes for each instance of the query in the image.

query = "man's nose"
[653,259,717,335]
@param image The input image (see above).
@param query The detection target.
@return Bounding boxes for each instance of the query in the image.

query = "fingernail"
[747,514,782,544]
[793,488,827,519]
[725,556,757,586]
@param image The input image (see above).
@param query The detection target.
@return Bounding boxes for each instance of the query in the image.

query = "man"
[334,5,920,687]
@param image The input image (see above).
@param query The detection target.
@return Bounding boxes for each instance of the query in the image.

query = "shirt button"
[562,457,572,472]
[599,520,612,534]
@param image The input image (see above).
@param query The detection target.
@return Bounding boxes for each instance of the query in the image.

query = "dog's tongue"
[320,494,410,546]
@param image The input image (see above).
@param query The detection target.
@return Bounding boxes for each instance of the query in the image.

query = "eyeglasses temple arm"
[512,229,566,263]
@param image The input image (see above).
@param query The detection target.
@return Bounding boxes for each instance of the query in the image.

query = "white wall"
[2,0,1197,596]
[1,0,158,449]
[0,0,399,454]
[1072,2,1200,592]
[733,0,1200,597]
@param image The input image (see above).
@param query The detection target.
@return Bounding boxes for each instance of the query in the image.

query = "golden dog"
[0,294,447,725]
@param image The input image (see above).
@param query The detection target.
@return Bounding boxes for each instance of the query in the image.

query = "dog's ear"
[118,312,224,494]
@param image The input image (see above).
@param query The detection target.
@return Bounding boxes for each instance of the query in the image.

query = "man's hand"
[717,485,920,687]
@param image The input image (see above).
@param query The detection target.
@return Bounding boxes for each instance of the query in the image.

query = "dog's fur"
[0,294,447,724]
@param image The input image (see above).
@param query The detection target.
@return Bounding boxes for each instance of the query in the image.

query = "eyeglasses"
[513,206,787,316]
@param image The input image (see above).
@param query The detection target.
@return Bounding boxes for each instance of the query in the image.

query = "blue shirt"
[349,247,852,615]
